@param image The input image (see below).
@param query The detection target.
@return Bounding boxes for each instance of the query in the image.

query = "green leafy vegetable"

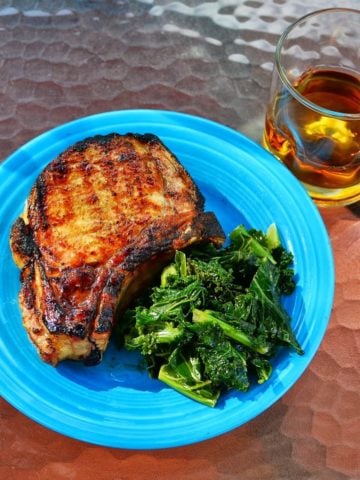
[192,309,270,355]
[122,223,303,407]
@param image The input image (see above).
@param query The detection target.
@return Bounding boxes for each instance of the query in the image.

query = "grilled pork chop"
[10,133,225,366]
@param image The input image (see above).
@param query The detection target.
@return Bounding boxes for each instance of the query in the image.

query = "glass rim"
[275,7,360,121]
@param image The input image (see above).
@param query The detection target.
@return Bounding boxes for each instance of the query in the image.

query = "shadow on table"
[348,200,360,217]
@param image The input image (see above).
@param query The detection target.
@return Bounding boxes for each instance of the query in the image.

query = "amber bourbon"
[263,67,360,201]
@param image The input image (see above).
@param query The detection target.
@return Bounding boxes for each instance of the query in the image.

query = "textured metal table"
[0,1,359,479]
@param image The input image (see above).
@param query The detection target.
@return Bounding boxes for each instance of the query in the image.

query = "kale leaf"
[121,223,303,407]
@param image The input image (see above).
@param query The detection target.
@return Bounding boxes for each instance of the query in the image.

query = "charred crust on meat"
[33,175,48,229]
[118,151,137,162]
[68,132,169,154]
[122,240,172,272]
[70,323,87,337]
[48,157,68,176]
[187,212,225,245]
[79,159,92,173]
[42,305,63,334]
[70,134,115,153]
[95,307,114,333]
[43,304,88,338]
[37,262,88,338]
[10,131,225,365]
[103,272,123,297]
[20,264,35,310]
[10,217,35,259]
[84,345,102,366]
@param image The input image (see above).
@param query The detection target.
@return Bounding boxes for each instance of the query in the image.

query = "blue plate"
[0,110,334,449]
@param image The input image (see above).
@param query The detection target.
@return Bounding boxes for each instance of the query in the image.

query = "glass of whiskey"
[262,8,360,207]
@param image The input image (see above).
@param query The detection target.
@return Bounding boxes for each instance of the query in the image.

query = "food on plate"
[123,224,303,407]
[10,133,225,366]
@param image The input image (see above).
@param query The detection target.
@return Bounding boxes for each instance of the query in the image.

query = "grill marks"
[10,133,225,365]
[41,139,182,267]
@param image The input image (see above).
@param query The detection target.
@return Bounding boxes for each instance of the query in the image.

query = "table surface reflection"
[0,1,359,479]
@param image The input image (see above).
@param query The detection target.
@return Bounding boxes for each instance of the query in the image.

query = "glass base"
[261,135,360,208]
[301,182,360,208]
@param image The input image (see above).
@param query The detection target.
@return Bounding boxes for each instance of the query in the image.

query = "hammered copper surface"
[0,1,359,479]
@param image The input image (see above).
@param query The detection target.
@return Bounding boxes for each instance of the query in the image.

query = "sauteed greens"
[122,224,303,407]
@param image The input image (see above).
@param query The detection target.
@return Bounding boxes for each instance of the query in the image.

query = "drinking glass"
[262,8,360,207]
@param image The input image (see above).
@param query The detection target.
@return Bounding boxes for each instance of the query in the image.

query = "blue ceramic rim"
[0,109,335,449]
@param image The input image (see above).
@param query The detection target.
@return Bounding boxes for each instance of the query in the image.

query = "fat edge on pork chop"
[10,133,225,366]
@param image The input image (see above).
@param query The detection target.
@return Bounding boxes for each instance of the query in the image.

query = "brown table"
[1,2,359,479]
